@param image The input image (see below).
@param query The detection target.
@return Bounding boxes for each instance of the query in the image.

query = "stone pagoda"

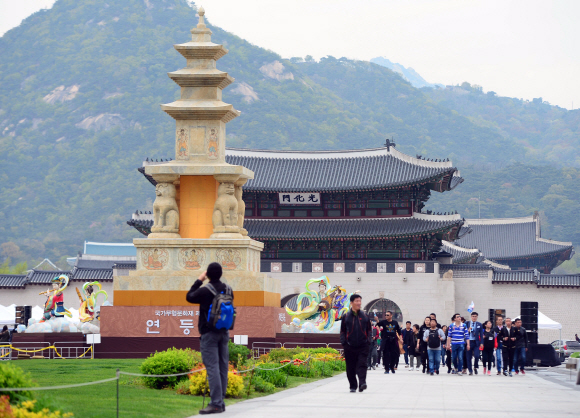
[109,8,281,329]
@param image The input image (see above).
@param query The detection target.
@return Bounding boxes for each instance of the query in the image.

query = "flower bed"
[137,345,345,399]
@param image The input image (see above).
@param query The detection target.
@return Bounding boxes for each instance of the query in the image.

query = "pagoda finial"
[191,5,212,41]
[197,6,206,28]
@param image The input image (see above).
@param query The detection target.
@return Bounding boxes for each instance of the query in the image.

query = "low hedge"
[139,347,201,389]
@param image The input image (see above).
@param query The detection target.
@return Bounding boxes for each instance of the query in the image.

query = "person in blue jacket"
[465,312,484,375]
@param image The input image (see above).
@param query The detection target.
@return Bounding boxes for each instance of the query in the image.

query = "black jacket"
[402,328,414,347]
[417,324,429,352]
[408,332,419,355]
[340,310,372,348]
[186,279,232,335]
[512,326,528,349]
[500,326,515,349]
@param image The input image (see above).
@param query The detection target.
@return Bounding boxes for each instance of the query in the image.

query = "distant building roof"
[127,212,153,236]
[84,241,136,257]
[455,214,573,261]
[75,258,119,269]
[480,259,511,270]
[140,146,463,193]
[128,212,464,240]
[244,213,464,240]
[441,240,480,264]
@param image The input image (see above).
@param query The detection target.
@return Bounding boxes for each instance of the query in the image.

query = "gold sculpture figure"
[77,281,108,323]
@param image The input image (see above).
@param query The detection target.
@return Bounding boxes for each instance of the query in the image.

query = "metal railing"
[251,342,282,359]
[7,342,51,359]
[53,342,93,359]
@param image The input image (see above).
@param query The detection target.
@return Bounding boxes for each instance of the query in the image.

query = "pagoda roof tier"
[161,100,240,122]
[174,43,228,61]
[167,68,234,89]
[226,147,463,193]
[455,214,573,261]
[244,213,463,240]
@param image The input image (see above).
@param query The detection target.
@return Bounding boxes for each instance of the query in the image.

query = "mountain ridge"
[370,56,443,89]
[0,0,578,268]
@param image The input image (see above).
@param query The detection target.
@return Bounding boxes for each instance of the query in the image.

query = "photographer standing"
[186,262,233,415]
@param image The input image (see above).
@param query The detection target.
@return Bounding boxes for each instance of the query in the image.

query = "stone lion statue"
[234,183,248,235]
[212,182,238,231]
[151,182,179,233]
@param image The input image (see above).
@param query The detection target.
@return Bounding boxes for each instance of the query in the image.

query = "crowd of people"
[340,293,531,392]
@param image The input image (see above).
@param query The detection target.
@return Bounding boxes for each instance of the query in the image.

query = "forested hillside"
[0,0,578,267]
[424,83,580,166]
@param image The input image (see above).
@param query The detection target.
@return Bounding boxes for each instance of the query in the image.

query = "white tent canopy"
[538,311,562,330]
[513,311,562,344]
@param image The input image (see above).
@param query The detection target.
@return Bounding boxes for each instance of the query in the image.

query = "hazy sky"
[1,0,578,109]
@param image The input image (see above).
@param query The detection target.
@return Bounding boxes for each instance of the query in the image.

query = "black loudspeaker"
[15,306,31,326]
[527,331,538,345]
[520,301,538,332]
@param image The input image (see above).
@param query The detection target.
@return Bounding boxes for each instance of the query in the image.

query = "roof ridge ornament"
[384,137,396,151]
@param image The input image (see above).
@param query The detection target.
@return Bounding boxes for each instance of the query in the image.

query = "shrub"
[10,400,72,418]
[174,380,191,395]
[266,347,340,363]
[570,352,580,358]
[254,365,287,387]
[0,395,12,418]
[0,363,35,403]
[139,348,200,389]
[251,376,275,393]
[225,373,244,397]
[188,370,210,396]
[228,341,251,368]
[188,368,244,398]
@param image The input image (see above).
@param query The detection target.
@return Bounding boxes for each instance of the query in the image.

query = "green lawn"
[13,359,342,417]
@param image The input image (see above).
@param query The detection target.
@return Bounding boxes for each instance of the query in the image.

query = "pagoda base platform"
[99,305,286,338]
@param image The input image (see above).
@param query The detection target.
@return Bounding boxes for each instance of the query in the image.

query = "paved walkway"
[218,365,579,418]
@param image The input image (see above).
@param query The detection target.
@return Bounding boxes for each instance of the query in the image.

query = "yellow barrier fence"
[0,344,93,359]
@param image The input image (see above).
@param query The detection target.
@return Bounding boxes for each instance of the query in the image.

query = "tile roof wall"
[26,270,68,285]
[492,269,538,283]
[0,274,27,288]
[538,274,580,287]
[70,268,113,281]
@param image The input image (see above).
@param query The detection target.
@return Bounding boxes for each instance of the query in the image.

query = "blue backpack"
[206,284,235,330]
